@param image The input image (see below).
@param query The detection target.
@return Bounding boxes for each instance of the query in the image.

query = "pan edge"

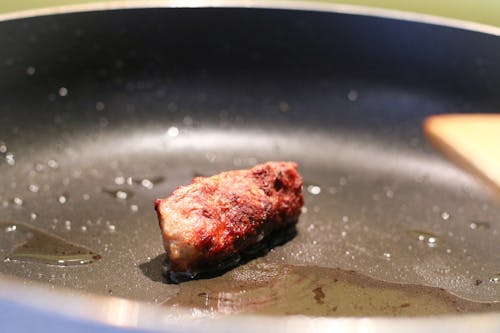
[0,0,498,36]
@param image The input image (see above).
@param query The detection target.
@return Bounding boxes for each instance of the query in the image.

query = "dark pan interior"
[0,7,500,315]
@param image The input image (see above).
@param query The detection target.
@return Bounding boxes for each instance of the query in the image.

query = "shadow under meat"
[139,225,297,284]
[139,253,169,283]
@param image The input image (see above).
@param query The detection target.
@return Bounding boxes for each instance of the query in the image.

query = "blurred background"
[1,0,499,27]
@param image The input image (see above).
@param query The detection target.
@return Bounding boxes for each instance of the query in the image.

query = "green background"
[0,0,499,28]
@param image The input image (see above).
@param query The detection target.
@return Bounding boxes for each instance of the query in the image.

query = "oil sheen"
[1,223,101,266]
[163,260,500,317]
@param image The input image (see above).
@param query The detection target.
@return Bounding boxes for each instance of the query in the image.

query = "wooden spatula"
[424,114,500,192]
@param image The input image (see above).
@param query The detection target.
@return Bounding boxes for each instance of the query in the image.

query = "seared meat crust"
[154,161,303,276]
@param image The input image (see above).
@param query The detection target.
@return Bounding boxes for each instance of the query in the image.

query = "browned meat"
[154,161,303,281]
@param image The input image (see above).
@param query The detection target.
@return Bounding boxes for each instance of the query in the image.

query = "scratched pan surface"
[1,4,500,327]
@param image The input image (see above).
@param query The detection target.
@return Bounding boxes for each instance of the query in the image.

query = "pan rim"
[1,2,500,332]
[2,273,500,333]
[0,0,498,37]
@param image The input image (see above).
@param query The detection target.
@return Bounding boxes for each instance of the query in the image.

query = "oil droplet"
[58,87,68,97]
[4,225,17,232]
[441,212,450,220]
[0,142,7,153]
[58,194,68,204]
[141,179,154,189]
[5,152,15,165]
[96,101,105,111]
[489,274,500,283]
[383,252,391,259]
[1,223,101,266]
[103,188,134,200]
[34,162,45,172]
[26,66,36,75]
[13,197,23,206]
[408,230,440,248]
[166,126,179,137]
[30,213,37,220]
[114,176,125,185]
[107,224,116,232]
[347,89,359,102]
[28,184,39,193]
[469,221,491,230]
[114,175,164,188]
[307,185,321,195]
[130,204,139,212]
[116,191,127,199]
[47,159,59,169]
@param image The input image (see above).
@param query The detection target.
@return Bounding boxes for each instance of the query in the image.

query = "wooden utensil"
[424,114,500,192]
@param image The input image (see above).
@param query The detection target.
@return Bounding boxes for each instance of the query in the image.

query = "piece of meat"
[154,161,303,280]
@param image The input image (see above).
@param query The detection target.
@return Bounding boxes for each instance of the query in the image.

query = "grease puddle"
[163,261,500,317]
[1,223,101,266]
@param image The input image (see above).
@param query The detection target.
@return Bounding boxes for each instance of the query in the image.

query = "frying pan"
[1,1,500,332]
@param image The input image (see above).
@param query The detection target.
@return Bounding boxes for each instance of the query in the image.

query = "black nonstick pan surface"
[1,4,500,325]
